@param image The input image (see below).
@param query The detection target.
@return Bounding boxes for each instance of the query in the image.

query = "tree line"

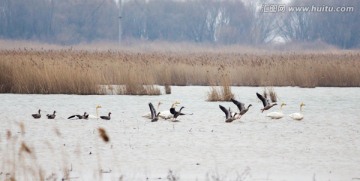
[0,0,358,48]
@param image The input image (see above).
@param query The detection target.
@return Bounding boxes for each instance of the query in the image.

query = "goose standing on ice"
[68,112,89,119]
[148,102,160,122]
[256,92,277,112]
[32,109,41,119]
[100,112,111,120]
[46,111,56,119]
[219,105,240,123]
[289,103,305,120]
[266,103,286,119]
[231,98,252,116]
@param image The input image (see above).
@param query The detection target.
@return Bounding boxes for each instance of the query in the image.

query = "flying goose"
[230,98,252,116]
[100,112,111,120]
[32,109,41,119]
[219,105,240,123]
[289,103,305,120]
[170,106,185,121]
[143,102,163,119]
[68,112,89,119]
[267,103,286,119]
[46,111,56,119]
[256,92,277,112]
[148,102,161,122]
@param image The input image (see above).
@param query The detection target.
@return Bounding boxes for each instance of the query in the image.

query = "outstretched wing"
[219,105,230,119]
[149,102,156,119]
[231,98,245,112]
[68,115,75,119]
[256,92,268,107]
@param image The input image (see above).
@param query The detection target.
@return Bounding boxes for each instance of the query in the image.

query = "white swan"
[289,103,305,121]
[266,103,286,119]
[88,105,102,119]
[158,101,181,119]
[142,101,180,119]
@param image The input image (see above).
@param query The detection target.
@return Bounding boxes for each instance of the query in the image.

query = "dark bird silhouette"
[68,112,89,119]
[219,105,240,123]
[149,102,160,122]
[170,106,185,121]
[32,109,41,119]
[256,92,277,112]
[230,98,252,115]
[100,112,111,120]
[46,111,56,119]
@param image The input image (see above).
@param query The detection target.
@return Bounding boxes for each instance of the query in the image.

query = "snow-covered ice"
[1,86,360,180]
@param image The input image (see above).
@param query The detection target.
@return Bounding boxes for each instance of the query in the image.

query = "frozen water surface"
[1,86,360,180]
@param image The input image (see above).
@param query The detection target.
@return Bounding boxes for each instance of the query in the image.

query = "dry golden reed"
[207,66,235,101]
[263,87,278,102]
[207,85,234,101]
[1,48,360,94]
[20,142,32,154]
[165,84,171,94]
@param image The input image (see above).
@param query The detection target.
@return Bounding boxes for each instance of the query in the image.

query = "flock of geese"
[145,92,305,123]
[31,92,305,122]
[218,92,305,122]
[31,105,112,120]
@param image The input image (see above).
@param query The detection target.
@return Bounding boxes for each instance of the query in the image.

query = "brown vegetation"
[263,87,278,103]
[0,48,360,94]
[165,84,172,94]
[207,67,235,101]
[98,128,110,143]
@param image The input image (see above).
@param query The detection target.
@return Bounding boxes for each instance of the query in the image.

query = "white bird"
[267,103,286,119]
[289,102,305,121]
[160,101,184,119]
[143,101,181,119]
[88,105,102,119]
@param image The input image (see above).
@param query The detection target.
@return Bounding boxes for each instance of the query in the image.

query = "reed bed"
[0,49,359,94]
[207,67,235,101]
[165,84,171,94]
[263,87,278,103]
